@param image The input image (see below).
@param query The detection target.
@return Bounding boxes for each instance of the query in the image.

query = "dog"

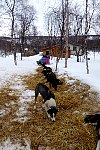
[45,72,63,90]
[84,114,100,131]
[41,63,52,72]
[84,114,100,150]
[34,83,58,121]
[40,64,63,90]
[84,114,100,137]
[41,64,52,80]
[41,69,52,79]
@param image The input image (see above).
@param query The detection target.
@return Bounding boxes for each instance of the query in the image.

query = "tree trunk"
[55,46,62,71]
[85,48,89,74]
[76,54,79,62]
[65,0,69,68]
[11,6,17,65]
[85,0,89,74]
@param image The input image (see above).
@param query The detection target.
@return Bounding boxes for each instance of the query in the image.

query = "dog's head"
[41,62,46,67]
[56,79,63,85]
[47,106,58,122]
[42,69,51,76]
[84,114,100,140]
[84,115,97,123]
[84,114,100,130]
[45,67,52,72]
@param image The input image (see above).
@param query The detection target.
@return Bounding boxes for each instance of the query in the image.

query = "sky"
[29,0,84,35]
[0,51,100,149]
[0,0,61,36]
[0,0,85,36]
[29,0,61,35]
[0,0,97,36]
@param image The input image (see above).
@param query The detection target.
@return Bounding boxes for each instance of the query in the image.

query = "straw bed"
[21,67,100,149]
[0,66,100,150]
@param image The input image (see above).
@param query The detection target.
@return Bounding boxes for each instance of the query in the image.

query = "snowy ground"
[0,52,100,149]
[0,52,100,93]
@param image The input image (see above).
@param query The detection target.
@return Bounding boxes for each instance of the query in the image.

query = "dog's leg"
[44,101,51,120]
[55,85,57,90]
[42,101,46,112]
[52,83,57,90]
[34,97,37,110]
[43,102,50,119]
[49,82,51,88]
[34,89,39,110]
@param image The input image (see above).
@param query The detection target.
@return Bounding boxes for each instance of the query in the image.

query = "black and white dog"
[84,114,100,132]
[34,83,58,121]
[84,114,100,150]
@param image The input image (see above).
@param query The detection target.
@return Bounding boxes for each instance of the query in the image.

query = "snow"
[0,138,31,150]
[54,52,100,94]
[0,52,100,93]
[0,52,100,149]
[96,140,100,150]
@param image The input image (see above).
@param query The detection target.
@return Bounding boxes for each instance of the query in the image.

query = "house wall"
[69,44,73,51]
[41,45,71,58]
[41,42,83,57]
[68,44,82,55]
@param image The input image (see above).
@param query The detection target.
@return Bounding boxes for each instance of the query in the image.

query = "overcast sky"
[29,0,61,35]
[0,0,61,36]
[0,0,89,36]
[29,0,84,35]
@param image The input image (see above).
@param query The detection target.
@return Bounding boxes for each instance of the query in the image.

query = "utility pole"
[65,0,69,68]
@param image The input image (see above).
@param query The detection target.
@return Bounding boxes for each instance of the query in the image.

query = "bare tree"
[31,26,38,36]
[16,3,36,60]
[45,11,54,59]
[84,0,96,74]
[0,0,4,26]
[45,1,69,71]
[84,0,89,74]
[64,0,69,68]
[45,8,63,70]
[93,2,100,34]
[72,5,83,62]
[71,0,96,73]
[4,0,17,65]
[55,2,65,71]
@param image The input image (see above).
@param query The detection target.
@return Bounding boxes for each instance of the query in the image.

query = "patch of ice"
[0,138,31,150]
[0,108,10,117]
[16,107,28,117]
[96,140,100,150]
[67,79,76,85]
[21,90,35,100]
[12,116,29,123]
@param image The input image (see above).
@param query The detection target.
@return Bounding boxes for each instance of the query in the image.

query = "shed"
[41,45,71,58]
